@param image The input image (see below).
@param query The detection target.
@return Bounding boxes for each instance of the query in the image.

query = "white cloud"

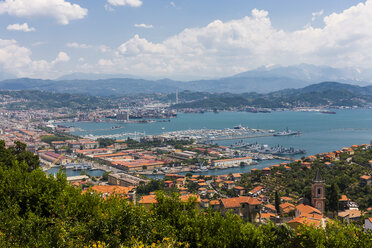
[98,59,113,66]
[107,0,142,7]
[67,42,92,49]
[53,52,70,64]
[118,34,166,55]
[312,10,324,21]
[104,4,115,11]
[0,38,54,78]
[98,45,112,53]
[107,1,372,78]
[170,2,176,8]
[0,0,87,25]
[134,23,154,29]
[7,23,35,32]
[3,1,372,80]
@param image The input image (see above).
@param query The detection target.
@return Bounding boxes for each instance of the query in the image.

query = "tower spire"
[314,169,323,182]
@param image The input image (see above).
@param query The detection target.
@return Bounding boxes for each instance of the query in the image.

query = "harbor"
[59,110,372,176]
[159,126,278,142]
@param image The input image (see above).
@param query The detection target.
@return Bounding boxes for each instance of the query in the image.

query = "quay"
[198,133,274,142]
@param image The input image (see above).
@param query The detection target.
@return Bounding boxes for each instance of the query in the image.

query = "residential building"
[212,157,252,167]
[220,196,261,222]
[248,186,264,197]
[87,185,136,203]
[108,173,149,186]
[338,209,362,223]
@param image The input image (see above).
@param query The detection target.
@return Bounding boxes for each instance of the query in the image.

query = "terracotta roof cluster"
[139,195,157,204]
[249,186,264,195]
[296,204,321,216]
[287,216,321,228]
[280,202,295,214]
[221,196,261,209]
[338,209,362,219]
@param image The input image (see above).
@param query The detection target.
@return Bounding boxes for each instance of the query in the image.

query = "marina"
[160,126,277,141]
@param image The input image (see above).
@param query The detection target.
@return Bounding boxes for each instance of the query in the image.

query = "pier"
[198,133,274,142]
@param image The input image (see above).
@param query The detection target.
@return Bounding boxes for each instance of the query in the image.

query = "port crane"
[44,154,64,176]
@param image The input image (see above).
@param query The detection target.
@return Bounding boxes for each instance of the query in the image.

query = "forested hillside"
[0,141,371,247]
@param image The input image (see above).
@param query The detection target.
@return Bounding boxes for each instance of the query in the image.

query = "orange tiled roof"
[265,204,276,212]
[89,185,134,195]
[296,204,322,216]
[360,175,371,180]
[221,196,261,208]
[261,213,275,219]
[281,196,293,202]
[221,197,248,208]
[280,202,295,210]
[139,195,158,204]
[338,209,362,218]
[288,216,321,227]
[339,195,349,201]
[249,186,263,194]
[234,186,245,190]
[180,194,200,203]
[248,197,261,205]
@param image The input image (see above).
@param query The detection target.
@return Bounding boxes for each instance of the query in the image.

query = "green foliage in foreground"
[0,141,371,247]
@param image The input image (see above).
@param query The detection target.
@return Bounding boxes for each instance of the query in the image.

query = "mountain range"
[173,82,372,109]
[0,64,371,96]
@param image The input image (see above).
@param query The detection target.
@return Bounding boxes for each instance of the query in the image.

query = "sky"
[0,0,370,80]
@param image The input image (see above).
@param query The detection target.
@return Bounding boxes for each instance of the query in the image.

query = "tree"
[0,141,371,247]
[102,171,111,181]
[275,191,280,214]
[329,183,340,215]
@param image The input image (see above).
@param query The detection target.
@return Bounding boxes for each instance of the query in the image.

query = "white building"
[212,157,252,167]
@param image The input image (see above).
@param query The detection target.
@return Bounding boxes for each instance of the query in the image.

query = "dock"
[198,133,274,142]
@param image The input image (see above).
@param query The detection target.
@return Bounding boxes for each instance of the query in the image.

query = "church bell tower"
[311,170,325,214]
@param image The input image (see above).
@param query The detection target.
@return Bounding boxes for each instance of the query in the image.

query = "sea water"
[58,109,372,176]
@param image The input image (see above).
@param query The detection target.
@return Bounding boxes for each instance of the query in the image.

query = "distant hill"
[232,64,368,84]
[0,90,116,110]
[1,64,372,95]
[0,78,179,96]
[173,82,372,109]
[0,76,310,95]
[1,82,371,110]
[57,72,141,81]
